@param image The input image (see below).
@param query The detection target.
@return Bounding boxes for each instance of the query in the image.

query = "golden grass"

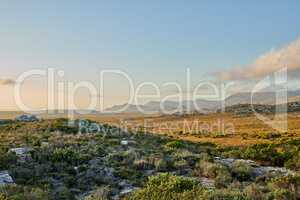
[88,112,300,147]
[2,111,300,147]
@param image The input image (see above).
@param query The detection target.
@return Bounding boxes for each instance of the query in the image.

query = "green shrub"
[51,147,80,165]
[203,189,246,200]
[0,194,9,200]
[243,184,266,200]
[285,152,300,170]
[194,160,229,179]
[107,150,141,177]
[214,170,233,188]
[269,175,300,199]
[242,143,294,167]
[165,141,185,149]
[198,153,213,162]
[133,159,154,170]
[126,173,203,200]
[0,151,17,170]
[174,159,189,171]
[0,185,49,200]
[269,189,295,200]
[257,132,281,139]
[155,158,175,172]
[231,161,253,181]
[85,186,110,200]
[211,132,226,138]
[49,119,79,134]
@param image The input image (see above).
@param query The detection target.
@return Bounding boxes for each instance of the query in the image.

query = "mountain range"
[104,89,300,114]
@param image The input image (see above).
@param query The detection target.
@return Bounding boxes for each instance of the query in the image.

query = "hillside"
[105,90,300,114]
[0,118,299,199]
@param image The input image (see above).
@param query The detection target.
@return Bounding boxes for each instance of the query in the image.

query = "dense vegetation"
[0,119,299,199]
[127,173,300,200]
[220,140,300,170]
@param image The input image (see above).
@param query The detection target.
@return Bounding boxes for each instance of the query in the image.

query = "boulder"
[0,171,14,186]
[121,140,129,146]
[88,123,102,133]
[118,180,139,197]
[215,157,257,167]
[9,147,32,156]
[199,177,215,189]
[16,114,39,122]
[214,157,295,178]
[9,147,33,163]
[252,166,295,178]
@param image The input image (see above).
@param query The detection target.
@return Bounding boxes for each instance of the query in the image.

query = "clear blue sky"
[1,1,300,110]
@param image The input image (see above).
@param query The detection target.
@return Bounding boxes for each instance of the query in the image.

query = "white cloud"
[216,37,300,80]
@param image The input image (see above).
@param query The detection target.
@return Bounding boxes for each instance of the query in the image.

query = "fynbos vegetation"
[0,118,299,199]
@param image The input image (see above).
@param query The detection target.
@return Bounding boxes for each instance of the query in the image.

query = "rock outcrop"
[0,171,14,186]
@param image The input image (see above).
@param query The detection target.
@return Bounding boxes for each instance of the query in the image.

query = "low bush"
[84,186,110,200]
[214,170,233,188]
[155,157,175,172]
[243,184,266,200]
[0,151,17,170]
[0,185,49,200]
[203,189,246,200]
[51,147,80,165]
[257,132,281,139]
[133,159,154,170]
[126,173,202,200]
[165,141,185,149]
[269,174,300,199]
[194,160,229,179]
[231,161,254,181]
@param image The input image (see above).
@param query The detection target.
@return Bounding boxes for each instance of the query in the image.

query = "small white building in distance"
[0,171,14,186]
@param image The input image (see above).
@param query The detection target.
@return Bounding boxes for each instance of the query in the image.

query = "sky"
[1,1,300,111]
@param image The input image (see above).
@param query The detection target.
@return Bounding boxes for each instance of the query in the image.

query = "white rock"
[121,140,129,145]
[9,147,32,156]
[41,142,49,147]
[199,177,215,189]
[16,114,39,122]
[88,123,101,133]
[0,171,14,186]
[214,157,295,178]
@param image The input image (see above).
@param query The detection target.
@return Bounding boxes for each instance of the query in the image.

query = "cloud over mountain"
[216,37,300,80]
